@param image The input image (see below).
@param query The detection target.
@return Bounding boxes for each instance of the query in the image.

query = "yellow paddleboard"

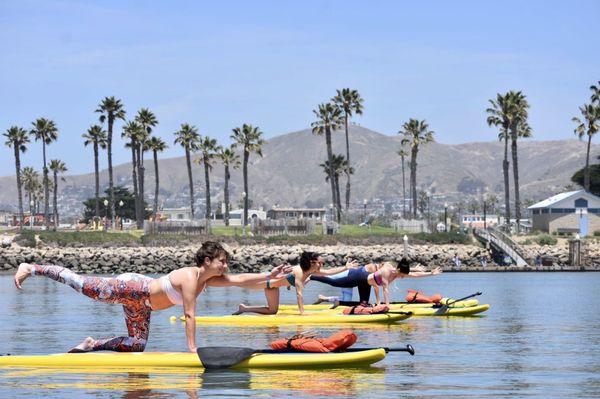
[0,349,386,369]
[279,304,490,317]
[278,298,479,311]
[172,312,411,325]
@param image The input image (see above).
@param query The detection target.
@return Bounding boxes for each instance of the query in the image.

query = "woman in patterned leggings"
[14,241,290,353]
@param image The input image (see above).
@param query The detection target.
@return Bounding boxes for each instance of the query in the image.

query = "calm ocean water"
[0,271,598,398]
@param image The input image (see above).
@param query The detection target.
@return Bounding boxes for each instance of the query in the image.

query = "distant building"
[159,207,193,221]
[11,212,54,227]
[528,190,600,236]
[228,209,267,226]
[460,214,499,229]
[0,210,12,226]
[267,207,327,220]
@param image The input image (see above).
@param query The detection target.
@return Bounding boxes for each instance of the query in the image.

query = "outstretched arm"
[206,264,292,287]
[313,260,359,276]
[181,280,198,353]
[406,267,443,279]
[295,278,305,314]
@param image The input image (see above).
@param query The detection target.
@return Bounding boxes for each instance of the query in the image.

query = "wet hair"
[194,241,230,266]
[299,251,320,272]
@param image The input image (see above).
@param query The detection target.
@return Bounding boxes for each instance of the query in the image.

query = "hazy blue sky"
[1,0,598,176]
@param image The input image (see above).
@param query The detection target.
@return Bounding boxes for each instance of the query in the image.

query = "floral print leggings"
[32,264,152,352]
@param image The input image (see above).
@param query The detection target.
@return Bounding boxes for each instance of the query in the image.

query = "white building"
[227,209,267,226]
[528,190,600,236]
[460,214,499,229]
[159,207,193,221]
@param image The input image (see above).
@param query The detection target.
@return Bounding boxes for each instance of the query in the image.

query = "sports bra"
[373,271,384,286]
[160,275,183,305]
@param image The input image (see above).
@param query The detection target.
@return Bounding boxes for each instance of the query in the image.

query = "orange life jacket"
[269,330,357,353]
[342,304,390,315]
[406,289,442,303]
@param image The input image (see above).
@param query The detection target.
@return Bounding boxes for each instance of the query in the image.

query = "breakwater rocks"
[0,243,598,274]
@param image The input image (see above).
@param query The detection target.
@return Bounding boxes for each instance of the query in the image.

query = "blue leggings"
[310,267,372,303]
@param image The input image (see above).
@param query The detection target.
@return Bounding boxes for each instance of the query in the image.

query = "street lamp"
[103,199,109,230]
[363,199,367,224]
[118,200,124,230]
[444,202,448,232]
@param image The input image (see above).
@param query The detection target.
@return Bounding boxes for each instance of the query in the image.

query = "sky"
[1,0,599,177]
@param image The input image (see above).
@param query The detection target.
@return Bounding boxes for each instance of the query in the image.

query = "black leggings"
[310,268,372,303]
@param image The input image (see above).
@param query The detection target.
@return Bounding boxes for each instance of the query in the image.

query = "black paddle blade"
[197,347,256,369]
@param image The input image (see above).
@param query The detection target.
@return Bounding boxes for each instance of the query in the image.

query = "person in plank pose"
[311,258,442,306]
[14,241,291,353]
[233,251,358,315]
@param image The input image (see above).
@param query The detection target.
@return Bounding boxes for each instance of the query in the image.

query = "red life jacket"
[269,330,357,353]
[406,289,442,303]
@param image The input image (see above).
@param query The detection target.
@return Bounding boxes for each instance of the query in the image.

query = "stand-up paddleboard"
[278,304,490,317]
[171,312,411,325]
[278,298,479,312]
[0,348,387,369]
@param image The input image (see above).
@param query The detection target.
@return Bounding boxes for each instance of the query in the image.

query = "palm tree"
[332,88,364,210]
[174,124,201,218]
[231,124,265,227]
[506,91,530,233]
[194,136,221,226]
[591,81,600,104]
[82,125,107,218]
[21,167,40,225]
[134,108,158,227]
[30,118,58,228]
[320,154,353,218]
[145,136,168,219]
[399,119,434,218]
[486,93,512,227]
[311,103,343,221]
[217,146,240,226]
[572,104,600,192]
[397,146,408,218]
[96,97,126,229]
[49,159,67,230]
[122,120,143,226]
[4,126,29,227]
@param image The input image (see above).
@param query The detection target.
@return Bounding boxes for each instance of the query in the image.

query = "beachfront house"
[228,209,267,226]
[460,214,500,229]
[528,190,600,237]
[266,207,327,221]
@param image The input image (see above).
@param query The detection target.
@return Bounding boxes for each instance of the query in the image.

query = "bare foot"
[14,263,33,290]
[232,304,247,315]
[68,337,96,353]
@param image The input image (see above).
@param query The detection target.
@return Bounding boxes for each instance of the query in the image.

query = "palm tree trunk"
[510,128,521,233]
[344,113,351,210]
[585,134,592,191]
[401,155,406,218]
[243,150,249,226]
[108,116,116,230]
[137,145,145,229]
[335,174,342,220]
[28,191,33,226]
[204,157,211,220]
[153,149,160,219]
[503,136,511,228]
[224,166,230,226]
[53,172,58,230]
[411,148,418,218]
[14,148,24,228]
[325,128,338,222]
[186,148,195,219]
[43,143,49,229]
[94,143,100,217]
[130,144,139,225]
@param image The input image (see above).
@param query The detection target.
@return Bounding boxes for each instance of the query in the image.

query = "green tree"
[21,167,40,221]
[30,117,59,228]
[231,124,265,226]
[399,119,434,218]
[49,159,67,230]
[4,126,30,227]
[571,156,600,196]
[320,154,353,219]
[572,104,600,192]
[332,88,364,210]
[82,125,107,217]
[145,136,168,219]
[217,146,240,226]
[96,97,126,229]
[194,136,221,225]
[83,186,149,223]
[311,103,343,221]
[174,124,200,218]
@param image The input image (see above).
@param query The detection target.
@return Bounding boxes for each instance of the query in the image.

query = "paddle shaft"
[445,291,482,307]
